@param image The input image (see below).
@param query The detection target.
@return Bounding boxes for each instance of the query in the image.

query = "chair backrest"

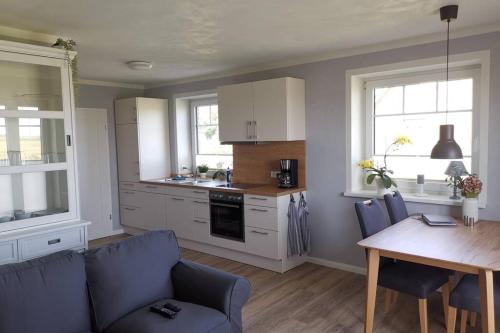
[354,199,389,239]
[384,191,409,224]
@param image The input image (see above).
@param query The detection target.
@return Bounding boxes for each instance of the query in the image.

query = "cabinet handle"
[193,201,208,205]
[122,183,135,187]
[193,219,208,224]
[146,185,157,189]
[124,207,136,211]
[246,121,252,139]
[171,197,185,201]
[251,230,269,235]
[250,208,268,212]
[249,197,267,201]
[123,191,135,194]
[252,120,257,139]
[193,190,206,194]
[48,238,61,245]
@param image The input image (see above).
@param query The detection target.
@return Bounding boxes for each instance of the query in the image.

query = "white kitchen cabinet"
[165,195,191,239]
[116,124,140,182]
[115,97,169,183]
[115,98,137,125]
[217,77,305,142]
[245,226,280,259]
[138,192,167,230]
[0,40,88,258]
[244,206,278,231]
[217,82,254,142]
[120,205,143,229]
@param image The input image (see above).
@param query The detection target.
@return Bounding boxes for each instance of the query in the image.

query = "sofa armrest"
[172,259,251,332]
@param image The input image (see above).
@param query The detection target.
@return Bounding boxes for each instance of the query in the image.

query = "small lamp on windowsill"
[445,161,468,200]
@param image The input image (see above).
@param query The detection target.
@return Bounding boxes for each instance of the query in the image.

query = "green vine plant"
[52,38,78,97]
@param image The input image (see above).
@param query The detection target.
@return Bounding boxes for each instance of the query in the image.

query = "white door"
[76,108,114,240]
[217,82,254,142]
[253,78,288,141]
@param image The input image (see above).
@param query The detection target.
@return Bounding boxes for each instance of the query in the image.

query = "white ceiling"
[0,0,499,86]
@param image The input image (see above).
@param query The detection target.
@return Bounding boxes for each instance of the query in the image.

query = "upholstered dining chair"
[355,199,452,333]
[384,191,409,224]
[446,273,500,333]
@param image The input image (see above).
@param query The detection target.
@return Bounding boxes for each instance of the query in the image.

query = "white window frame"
[345,51,490,207]
[190,98,232,170]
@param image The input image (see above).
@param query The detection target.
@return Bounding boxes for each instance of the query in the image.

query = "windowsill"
[343,190,486,209]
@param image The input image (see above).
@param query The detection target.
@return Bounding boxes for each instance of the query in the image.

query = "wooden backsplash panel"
[232,141,306,187]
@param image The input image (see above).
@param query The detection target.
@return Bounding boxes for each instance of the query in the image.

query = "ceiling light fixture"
[126,61,153,71]
[430,4,463,159]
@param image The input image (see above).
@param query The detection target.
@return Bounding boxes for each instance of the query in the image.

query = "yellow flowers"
[393,135,412,145]
[358,159,374,169]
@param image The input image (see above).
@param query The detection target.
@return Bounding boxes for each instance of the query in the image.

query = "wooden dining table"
[358,217,500,333]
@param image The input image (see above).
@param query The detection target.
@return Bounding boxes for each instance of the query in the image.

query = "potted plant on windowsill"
[197,164,209,179]
[358,136,412,196]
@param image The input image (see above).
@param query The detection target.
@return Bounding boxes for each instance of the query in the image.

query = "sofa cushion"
[85,230,181,332]
[103,299,230,333]
[0,250,91,333]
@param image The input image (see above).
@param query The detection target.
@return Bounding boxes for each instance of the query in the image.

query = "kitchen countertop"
[140,179,306,197]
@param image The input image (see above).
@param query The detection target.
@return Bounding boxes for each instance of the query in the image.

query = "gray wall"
[146,31,500,268]
[77,84,143,230]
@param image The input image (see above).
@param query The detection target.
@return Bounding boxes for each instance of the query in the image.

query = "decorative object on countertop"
[212,170,227,181]
[415,174,427,197]
[458,174,482,224]
[197,164,209,178]
[445,161,468,199]
[358,136,412,195]
[430,5,463,160]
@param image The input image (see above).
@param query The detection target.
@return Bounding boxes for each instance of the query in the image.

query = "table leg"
[479,269,495,333]
[365,249,380,333]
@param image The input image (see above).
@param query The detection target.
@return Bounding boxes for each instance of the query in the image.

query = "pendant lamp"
[430,5,463,159]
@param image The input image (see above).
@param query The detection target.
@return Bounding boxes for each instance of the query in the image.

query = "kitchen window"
[191,99,233,169]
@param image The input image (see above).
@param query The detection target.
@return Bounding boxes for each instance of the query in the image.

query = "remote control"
[163,302,181,313]
[150,304,177,319]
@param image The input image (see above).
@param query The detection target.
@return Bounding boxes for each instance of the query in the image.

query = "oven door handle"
[210,202,241,209]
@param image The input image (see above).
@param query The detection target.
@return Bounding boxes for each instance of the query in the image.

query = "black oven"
[209,191,244,242]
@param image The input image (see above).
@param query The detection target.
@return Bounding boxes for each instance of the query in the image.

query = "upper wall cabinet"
[217,77,305,143]
[115,97,170,182]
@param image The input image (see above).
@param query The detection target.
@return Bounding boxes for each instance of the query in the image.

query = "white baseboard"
[307,256,366,275]
[110,228,125,235]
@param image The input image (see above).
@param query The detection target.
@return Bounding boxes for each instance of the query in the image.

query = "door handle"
[251,230,269,235]
[211,202,240,209]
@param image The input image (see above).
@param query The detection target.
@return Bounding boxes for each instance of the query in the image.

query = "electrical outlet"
[270,171,280,178]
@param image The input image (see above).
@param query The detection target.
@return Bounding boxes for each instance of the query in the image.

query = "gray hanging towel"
[298,192,310,254]
[287,194,303,257]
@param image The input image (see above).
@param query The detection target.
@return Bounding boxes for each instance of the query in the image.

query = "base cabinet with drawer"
[0,221,90,265]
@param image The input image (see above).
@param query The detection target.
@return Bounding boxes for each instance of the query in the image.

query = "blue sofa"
[0,230,251,333]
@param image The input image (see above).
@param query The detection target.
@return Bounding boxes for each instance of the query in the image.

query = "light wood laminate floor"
[89,234,483,333]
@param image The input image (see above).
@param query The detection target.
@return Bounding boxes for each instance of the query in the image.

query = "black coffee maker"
[278,159,298,188]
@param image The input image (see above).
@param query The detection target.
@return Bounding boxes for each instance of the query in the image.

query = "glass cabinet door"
[0,49,76,231]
